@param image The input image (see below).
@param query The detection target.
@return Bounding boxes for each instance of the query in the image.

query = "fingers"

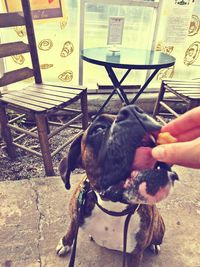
[176,127,200,142]
[154,107,200,169]
[161,107,200,136]
[152,137,200,169]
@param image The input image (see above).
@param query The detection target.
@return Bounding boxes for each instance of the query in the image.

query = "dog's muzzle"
[95,105,179,204]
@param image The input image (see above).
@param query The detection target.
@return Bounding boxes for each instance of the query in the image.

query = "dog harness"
[68,179,140,267]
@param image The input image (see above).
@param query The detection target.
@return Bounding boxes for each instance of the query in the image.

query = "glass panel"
[83,3,156,88]
[0,0,79,87]
[0,0,158,91]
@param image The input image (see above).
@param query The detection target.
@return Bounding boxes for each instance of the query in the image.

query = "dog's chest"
[81,196,141,253]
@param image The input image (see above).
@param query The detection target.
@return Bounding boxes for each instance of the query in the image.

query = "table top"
[81,47,176,70]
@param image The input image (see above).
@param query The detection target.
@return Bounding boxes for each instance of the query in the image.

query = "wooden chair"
[153,79,200,124]
[0,0,88,176]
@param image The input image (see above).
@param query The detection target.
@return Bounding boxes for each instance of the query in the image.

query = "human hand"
[152,107,200,168]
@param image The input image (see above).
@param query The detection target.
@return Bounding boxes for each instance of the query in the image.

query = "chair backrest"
[0,0,42,87]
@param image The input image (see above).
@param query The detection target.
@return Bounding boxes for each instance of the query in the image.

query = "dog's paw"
[56,238,71,256]
[148,244,161,255]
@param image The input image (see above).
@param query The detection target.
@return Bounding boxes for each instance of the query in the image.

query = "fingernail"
[152,146,165,159]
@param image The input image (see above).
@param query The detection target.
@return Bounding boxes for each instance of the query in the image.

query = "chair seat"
[153,79,200,124]
[0,84,85,112]
[164,80,200,100]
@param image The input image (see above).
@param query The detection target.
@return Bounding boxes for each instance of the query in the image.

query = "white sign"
[165,1,194,44]
[107,16,124,45]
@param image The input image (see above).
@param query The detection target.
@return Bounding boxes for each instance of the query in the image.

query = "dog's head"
[60,105,178,204]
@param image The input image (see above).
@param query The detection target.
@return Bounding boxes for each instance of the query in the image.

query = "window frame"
[78,0,164,87]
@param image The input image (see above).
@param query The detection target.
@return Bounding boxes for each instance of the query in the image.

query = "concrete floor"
[0,166,200,267]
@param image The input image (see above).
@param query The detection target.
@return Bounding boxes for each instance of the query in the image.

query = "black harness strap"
[123,208,138,267]
[68,223,78,267]
[68,181,140,267]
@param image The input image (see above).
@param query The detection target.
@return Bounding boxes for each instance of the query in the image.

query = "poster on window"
[2,0,65,20]
[164,0,195,44]
[107,16,125,45]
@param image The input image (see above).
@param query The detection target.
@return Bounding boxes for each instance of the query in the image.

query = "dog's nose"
[116,105,161,132]
[116,105,141,122]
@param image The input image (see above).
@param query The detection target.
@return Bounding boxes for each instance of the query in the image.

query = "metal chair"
[0,0,88,176]
[153,79,200,124]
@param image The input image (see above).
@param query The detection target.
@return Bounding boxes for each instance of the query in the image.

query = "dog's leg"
[128,249,144,267]
[56,216,77,256]
[56,187,81,257]
[148,210,165,255]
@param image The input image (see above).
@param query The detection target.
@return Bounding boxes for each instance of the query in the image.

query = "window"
[0,0,79,89]
[80,0,160,89]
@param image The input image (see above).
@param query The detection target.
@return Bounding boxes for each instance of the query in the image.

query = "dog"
[56,105,178,267]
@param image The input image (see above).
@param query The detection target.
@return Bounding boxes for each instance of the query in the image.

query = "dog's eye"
[91,125,106,135]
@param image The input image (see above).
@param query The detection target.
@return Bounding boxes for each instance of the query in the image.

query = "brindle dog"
[57,105,178,267]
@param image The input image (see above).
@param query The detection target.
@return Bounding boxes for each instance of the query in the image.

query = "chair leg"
[81,89,88,130]
[0,104,16,158]
[153,81,166,118]
[35,113,55,176]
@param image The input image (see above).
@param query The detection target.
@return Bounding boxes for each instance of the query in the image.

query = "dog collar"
[93,190,140,217]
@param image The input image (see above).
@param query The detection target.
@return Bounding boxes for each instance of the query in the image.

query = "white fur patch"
[56,238,71,256]
[81,194,141,253]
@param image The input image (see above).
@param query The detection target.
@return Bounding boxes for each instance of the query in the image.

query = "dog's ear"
[59,133,83,190]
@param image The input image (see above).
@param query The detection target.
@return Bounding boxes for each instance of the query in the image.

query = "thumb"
[152,138,200,169]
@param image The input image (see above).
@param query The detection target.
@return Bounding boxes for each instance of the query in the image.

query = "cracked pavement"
[0,168,200,267]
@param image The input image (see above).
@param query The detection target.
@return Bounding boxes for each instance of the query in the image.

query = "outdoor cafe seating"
[0,0,88,176]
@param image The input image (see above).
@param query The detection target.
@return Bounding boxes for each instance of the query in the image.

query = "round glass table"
[81,47,176,117]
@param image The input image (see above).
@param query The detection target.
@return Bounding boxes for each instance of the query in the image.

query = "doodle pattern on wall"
[157,66,175,80]
[13,26,26,37]
[12,55,25,65]
[60,20,68,30]
[156,42,175,80]
[40,64,54,69]
[188,15,200,36]
[38,39,53,51]
[58,70,73,82]
[184,41,200,66]
[60,41,74,57]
